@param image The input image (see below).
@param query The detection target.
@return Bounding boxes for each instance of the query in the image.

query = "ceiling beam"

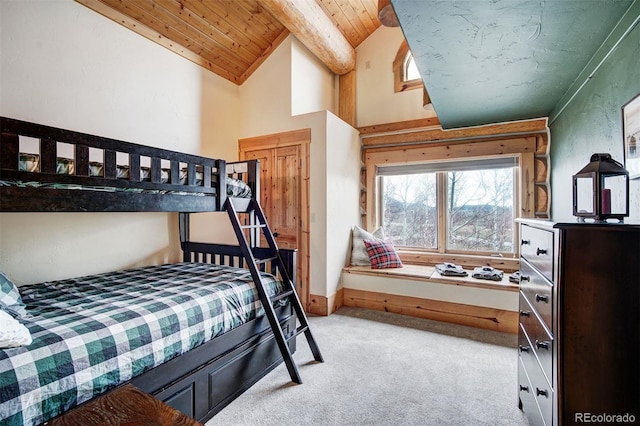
[256,0,356,75]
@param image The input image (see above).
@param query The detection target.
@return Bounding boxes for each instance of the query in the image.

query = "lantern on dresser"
[573,153,629,222]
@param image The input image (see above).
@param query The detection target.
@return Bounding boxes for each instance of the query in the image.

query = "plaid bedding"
[0,263,282,426]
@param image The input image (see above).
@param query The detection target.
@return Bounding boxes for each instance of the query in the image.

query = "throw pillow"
[0,272,29,319]
[364,239,403,269]
[351,225,386,266]
[0,309,32,348]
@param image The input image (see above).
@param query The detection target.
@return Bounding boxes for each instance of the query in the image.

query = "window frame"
[393,40,423,93]
[364,135,539,268]
[378,157,520,257]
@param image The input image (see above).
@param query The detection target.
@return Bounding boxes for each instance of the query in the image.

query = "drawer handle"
[520,275,530,282]
[519,385,530,393]
[521,239,530,246]
[536,387,549,397]
[519,310,530,317]
[536,248,547,256]
[519,345,530,353]
[535,293,549,303]
[536,340,550,350]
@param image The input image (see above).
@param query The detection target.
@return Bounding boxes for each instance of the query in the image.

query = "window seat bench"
[341,264,519,334]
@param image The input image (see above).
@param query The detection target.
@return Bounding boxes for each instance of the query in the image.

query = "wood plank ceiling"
[77,0,381,85]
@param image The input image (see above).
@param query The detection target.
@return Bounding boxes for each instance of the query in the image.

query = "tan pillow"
[351,225,386,266]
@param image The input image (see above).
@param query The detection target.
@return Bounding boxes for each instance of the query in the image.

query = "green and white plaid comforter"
[0,263,282,426]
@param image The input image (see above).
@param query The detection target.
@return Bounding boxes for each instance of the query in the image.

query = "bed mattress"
[0,175,251,198]
[0,263,283,426]
[0,153,252,198]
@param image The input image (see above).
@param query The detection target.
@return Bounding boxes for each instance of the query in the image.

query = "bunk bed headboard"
[0,117,258,213]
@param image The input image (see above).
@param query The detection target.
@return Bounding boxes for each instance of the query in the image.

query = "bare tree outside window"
[382,173,437,249]
[447,169,514,253]
[381,166,515,254]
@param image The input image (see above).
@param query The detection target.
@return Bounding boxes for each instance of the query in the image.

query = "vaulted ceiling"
[77,0,381,85]
[392,0,636,129]
[77,1,636,131]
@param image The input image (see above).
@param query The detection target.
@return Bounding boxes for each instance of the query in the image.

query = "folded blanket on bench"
[472,266,504,281]
[435,263,468,277]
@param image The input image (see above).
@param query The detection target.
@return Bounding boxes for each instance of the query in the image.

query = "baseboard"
[308,288,344,316]
[343,288,518,334]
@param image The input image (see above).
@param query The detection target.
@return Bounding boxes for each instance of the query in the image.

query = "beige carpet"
[207,307,530,426]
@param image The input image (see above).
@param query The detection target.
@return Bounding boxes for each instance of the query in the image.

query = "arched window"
[393,40,423,92]
[405,54,420,81]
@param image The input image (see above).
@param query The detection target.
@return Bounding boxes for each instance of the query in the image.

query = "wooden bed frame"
[0,116,296,424]
[0,116,261,212]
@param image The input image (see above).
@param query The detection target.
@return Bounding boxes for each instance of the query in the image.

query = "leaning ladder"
[225,197,323,384]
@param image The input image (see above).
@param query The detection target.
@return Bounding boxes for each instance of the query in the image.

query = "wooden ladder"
[225,198,323,384]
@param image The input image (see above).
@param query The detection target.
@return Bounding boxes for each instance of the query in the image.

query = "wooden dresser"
[516,219,640,426]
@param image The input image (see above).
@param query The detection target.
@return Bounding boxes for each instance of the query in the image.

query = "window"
[405,54,420,81]
[393,40,422,93]
[379,157,518,256]
[382,173,438,249]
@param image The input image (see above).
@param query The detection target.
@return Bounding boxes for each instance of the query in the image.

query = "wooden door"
[239,130,310,310]
[271,145,300,249]
[242,148,273,248]
[242,146,299,249]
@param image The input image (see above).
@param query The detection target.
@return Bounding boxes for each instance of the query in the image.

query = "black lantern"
[573,153,629,223]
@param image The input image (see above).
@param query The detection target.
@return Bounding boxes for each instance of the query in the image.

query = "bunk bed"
[0,117,298,425]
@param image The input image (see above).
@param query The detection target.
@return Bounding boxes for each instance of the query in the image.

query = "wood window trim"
[393,40,423,93]
[364,136,538,228]
[360,119,551,267]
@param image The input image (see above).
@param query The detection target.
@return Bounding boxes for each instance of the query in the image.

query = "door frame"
[239,129,311,311]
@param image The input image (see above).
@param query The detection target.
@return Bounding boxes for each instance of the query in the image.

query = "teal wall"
[549,10,640,220]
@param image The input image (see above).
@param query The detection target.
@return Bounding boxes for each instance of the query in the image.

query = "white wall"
[324,113,361,297]
[239,35,338,137]
[259,110,359,299]
[239,36,360,298]
[356,25,436,127]
[291,38,337,117]
[239,37,293,138]
[0,1,241,285]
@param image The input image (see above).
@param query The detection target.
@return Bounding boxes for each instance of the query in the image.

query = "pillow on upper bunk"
[0,272,29,319]
[363,239,403,269]
[227,176,252,198]
[19,153,40,172]
[351,225,386,266]
[0,309,32,348]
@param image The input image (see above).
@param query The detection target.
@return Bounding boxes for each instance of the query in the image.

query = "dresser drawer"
[518,357,546,426]
[529,360,553,426]
[519,292,553,386]
[520,224,554,281]
[519,325,553,426]
[520,260,553,331]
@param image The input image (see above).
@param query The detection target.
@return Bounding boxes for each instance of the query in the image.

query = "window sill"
[342,264,519,293]
[397,251,520,273]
